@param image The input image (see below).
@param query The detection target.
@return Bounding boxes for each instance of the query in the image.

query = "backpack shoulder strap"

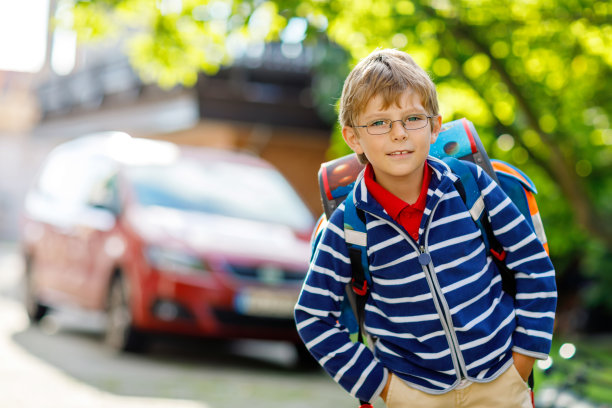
[343,190,368,253]
[343,191,371,343]
[491,160,548,255]
[442,157,516,294]
[442,157,490,249]
[309,214,327,261]
[343,192,376,408]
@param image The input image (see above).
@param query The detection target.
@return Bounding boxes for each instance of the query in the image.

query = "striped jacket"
[294,157,557,403]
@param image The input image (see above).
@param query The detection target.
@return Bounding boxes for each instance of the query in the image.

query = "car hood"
[127,205,312,265]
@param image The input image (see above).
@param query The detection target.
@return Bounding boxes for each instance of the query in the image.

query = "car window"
[36,149,117,207]
[87,174,121,213]
[127,159,314,231]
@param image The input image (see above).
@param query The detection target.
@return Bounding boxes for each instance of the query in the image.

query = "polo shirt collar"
[363,162,431,220]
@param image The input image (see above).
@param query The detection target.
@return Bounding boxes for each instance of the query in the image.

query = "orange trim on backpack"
[527,192,550,255]
[314,214,327,237]
[492,162,550,255]
[524,190,539,216]
[491,161,539,215]
[492,161,539,216]
[491,161,531,188]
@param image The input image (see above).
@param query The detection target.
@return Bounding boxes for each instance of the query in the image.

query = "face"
[342,90,442,193]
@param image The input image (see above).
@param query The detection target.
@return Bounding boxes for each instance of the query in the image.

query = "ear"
[430,115,443,144]
[342,126,364,155]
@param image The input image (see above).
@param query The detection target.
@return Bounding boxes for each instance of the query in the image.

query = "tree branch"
[440,15,612,251]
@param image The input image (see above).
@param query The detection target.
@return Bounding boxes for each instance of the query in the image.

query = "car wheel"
[23,256,48,324]
[105,275,147,353]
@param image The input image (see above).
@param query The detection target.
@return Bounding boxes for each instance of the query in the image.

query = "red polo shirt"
[363,163,432,242]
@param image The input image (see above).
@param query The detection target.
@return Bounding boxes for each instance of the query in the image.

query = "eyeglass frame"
[352,114,436,135]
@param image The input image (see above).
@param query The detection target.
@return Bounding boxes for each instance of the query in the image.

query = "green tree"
[307,0,612,288]
[63,0,611,309]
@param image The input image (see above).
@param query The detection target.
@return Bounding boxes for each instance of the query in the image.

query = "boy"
[294,49,556,407]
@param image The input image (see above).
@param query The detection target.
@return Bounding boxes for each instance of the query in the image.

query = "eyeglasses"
[353,114,434,135]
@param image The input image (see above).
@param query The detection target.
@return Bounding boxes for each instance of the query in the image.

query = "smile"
[388,150,413,156]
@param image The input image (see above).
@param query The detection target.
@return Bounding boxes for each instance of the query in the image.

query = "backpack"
[310,118,547,407]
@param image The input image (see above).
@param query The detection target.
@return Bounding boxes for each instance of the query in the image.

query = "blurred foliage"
[64,0,611,320]
[537,337,612,404]
[69,0,287,87]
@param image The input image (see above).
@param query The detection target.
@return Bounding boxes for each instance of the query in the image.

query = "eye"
[368,120,389,127]
[405,115,424,122]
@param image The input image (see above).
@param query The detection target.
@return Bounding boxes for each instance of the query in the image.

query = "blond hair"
[339,49,440,163]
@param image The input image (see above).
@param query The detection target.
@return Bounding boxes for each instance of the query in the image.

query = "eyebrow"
[361,111,427,123]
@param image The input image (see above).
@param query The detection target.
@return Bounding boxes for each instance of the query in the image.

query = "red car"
[20,132,315,356]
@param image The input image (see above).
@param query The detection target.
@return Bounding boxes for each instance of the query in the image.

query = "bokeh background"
[0,0,610,407]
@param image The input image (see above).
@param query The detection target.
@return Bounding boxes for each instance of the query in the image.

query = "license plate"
[234,289,298,318]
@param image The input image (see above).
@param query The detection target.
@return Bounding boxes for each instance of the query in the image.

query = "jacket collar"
[352,156,459,224]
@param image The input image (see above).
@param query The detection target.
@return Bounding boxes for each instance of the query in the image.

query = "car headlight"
[145,246,209,276]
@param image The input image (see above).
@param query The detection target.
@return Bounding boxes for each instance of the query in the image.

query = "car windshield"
[127,158,314,231]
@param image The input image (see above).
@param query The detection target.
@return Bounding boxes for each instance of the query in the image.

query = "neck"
[374,163,425,204]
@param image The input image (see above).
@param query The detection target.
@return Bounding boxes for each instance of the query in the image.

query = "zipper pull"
[418,246,431,265]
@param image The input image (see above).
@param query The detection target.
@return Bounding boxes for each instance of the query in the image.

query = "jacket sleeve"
[294,203,388,403]
[471,164,557,360]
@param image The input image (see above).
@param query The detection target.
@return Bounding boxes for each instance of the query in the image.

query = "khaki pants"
[383,365,532,408]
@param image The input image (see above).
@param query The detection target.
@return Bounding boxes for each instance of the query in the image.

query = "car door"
[24,147,92,304]
[75,170,123,309]
[25,147,119,307]
[60,157,120,308]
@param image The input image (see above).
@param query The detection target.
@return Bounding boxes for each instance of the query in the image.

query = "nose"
[390,120,407,141]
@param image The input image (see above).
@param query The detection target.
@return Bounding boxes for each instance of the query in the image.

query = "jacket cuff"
[370,368,390,403]
[512,345,549,361]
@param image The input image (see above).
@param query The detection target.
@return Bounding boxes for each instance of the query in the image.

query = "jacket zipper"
[420,203,469,381]
[418,244,467,381]
[363,204,468,383]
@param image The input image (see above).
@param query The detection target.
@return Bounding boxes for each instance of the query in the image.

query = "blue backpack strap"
[342,191,371,343]
[309,214,327,261]
[343,191,374,408]
[443,157,518,297]
[442,157,490,252]
[343,191,370,286]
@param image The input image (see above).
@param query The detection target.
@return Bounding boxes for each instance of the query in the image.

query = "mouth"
[387,150,413,156]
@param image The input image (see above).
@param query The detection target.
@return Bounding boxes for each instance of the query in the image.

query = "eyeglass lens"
[367,115,429,135]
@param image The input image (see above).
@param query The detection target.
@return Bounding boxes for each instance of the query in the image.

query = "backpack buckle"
[490,248,507,261]
[352,278,368,296]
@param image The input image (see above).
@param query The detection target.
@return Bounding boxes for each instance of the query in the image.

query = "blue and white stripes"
[294,158,556,403]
